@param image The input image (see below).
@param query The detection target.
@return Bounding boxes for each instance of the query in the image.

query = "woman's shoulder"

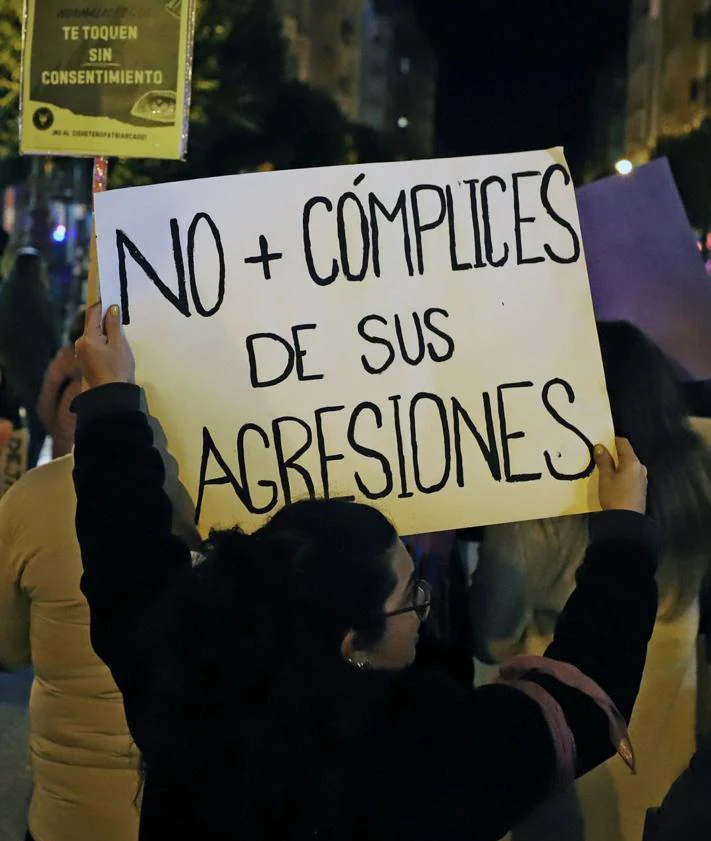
[359,665,472,731]
[356,665,555,835]
[373,665,524,737]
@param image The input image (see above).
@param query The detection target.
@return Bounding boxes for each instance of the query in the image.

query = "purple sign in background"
[576,158,711,378]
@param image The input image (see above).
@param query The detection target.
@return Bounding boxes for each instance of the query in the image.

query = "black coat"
[72,383,659,841]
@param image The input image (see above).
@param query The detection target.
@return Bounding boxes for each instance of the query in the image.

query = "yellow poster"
[20,0,196,159]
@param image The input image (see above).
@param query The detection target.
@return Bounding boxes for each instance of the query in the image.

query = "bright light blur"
[51,224,67,243]
[615,159,634,176]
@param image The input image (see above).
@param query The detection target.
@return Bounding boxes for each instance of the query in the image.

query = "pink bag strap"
[498,655,636,790]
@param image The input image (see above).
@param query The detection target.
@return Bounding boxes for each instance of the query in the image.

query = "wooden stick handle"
[86,157,109,308]
[82,158,110,393]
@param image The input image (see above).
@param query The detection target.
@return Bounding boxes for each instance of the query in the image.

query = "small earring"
[347,656,370,671]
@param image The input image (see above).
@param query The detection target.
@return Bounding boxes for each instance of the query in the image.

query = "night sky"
[416,0,632,178]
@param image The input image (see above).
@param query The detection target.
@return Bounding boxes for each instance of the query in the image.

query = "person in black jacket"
[71,304,659,841]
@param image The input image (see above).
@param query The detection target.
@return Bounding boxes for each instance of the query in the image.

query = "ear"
[340,629,357,661]
[341,629,371,669]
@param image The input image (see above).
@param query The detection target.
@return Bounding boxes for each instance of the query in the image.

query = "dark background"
[416,0,631,177]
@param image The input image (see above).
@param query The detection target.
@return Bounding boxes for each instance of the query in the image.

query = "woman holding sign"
[71,303,658,841]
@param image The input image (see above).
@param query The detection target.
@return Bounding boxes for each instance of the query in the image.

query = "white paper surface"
[95,148,613,535]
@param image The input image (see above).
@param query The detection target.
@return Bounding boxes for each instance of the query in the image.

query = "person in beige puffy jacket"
[0,454,140,841]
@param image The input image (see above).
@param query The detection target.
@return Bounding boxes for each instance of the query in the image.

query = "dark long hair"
[598,321,711,615]
[0,250,59,406]
[144,498,398,838]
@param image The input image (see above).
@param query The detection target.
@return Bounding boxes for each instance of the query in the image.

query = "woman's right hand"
[594,437,648,514]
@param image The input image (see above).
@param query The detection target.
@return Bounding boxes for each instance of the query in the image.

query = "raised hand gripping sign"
[94,148,613,535]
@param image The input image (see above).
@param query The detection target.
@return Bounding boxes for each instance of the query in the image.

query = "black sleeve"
[372,514,660,839]
[472,510,658,820]
[365,670,559,841]
[72,383,193,742]
[533,509,660,774]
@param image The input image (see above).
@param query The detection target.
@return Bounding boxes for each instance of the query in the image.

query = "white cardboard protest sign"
[95,148,613,535]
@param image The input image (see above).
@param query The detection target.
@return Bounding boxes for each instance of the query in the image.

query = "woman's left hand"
[75,303,135,389]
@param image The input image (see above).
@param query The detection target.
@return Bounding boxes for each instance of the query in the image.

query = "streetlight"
[51,224,67,244]
[615,159,634,176]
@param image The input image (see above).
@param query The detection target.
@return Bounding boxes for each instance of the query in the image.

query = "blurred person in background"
[0,248,59,469]
[404,531,476,688]
[37,308,85,460]
[0,454,140,841]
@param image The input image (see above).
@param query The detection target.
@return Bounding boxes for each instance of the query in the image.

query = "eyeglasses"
[384,579,432,622]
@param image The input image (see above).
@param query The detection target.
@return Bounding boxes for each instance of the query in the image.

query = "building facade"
[278,0,313,83]
[359,0,437,158]
[583,54,628,180]
[276,0,437,157]
[626,0,711,162]
[277,0,366,119]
